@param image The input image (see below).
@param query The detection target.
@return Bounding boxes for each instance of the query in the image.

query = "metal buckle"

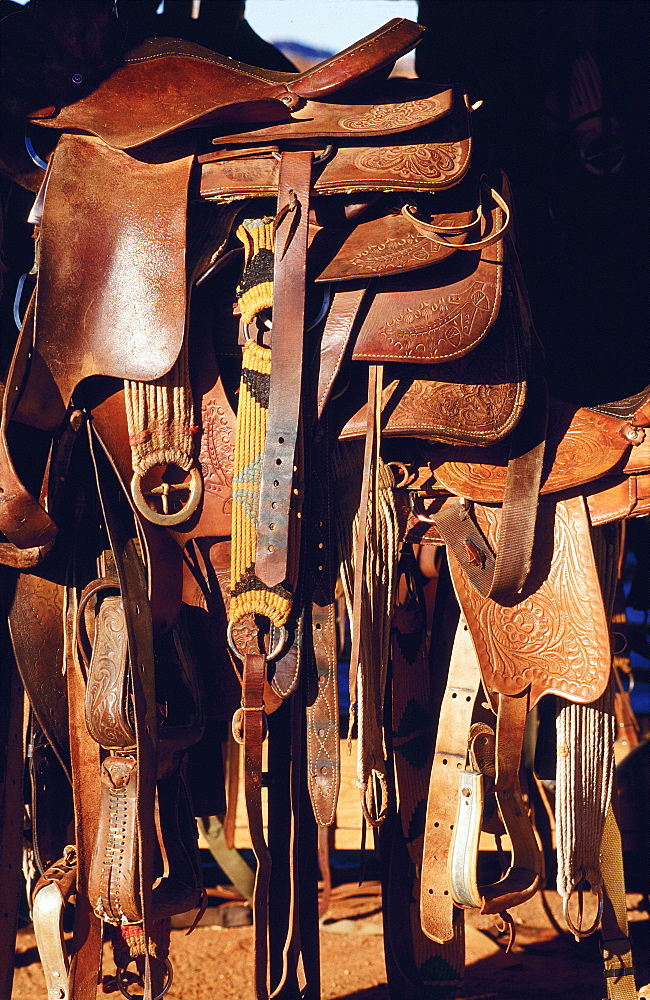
[131,467,202,526]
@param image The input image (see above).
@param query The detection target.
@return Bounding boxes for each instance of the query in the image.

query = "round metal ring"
[116,957,173,1000]
[131,467,202,526]
[562,880,604,940]
[227,621,288,662]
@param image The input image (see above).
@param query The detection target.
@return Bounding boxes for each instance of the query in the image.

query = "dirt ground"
[12,886,649,1000]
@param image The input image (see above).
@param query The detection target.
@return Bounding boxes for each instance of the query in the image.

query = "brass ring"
[116,957,173,1000]
[131,467,202,526]
[227,621,288,663]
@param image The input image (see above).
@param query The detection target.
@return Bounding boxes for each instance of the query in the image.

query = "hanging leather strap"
[307,599,340,827]
[0,296,58,548]
[242,651,272,1000]
[421,616,483,943]
[65,585,103,1000]
[256,149,314,588]
[431,376,548,600]
[600,804,637,1000]
[88,426,159,1000]
[480,693,541,915]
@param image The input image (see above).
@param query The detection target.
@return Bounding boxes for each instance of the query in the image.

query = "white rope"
[555,684,615,901]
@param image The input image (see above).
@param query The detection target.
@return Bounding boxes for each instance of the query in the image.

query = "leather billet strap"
[87,425,159,1000]
[63,584,103,1000]
[420,616,483,943]
[315,282,367,419]
[480,693,541,915]
[256,149,313,588]
[430,374,548,600]
[307,599,340,827]
[0,295,58,549]
[241,652,272,1000]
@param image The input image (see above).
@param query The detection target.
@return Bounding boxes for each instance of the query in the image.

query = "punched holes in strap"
[255,149,314,589]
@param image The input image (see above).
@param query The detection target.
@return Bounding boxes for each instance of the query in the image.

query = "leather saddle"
[2,15,647,1000]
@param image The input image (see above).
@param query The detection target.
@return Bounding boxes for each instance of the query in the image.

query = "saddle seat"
[29,19,425,150]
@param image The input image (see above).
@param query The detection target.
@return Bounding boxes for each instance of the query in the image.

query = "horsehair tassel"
[124,331,195,476]
[229,219,291,628]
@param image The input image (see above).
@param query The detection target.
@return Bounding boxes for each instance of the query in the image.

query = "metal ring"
[131,467,202,526]
[386,461,412,489]
[563,880,604,939]
[232,706,268,745]
[116,957,173,1000]
[227,621,288,662]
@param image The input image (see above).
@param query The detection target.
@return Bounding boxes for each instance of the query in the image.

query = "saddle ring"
[227,621,288,662]
[562,879,604,939]
[116,956,173,1000]
[131,467,202,526]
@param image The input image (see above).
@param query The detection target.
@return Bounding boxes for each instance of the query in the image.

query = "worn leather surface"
[200,92,472,200]
[29,20,425,149]
[449,495,612,707]
[430,400,637,500]
[34,134,193,410]
[342,285,526,446]
[351,203,503,363]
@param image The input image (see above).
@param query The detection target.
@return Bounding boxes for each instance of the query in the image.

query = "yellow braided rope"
[229,219,291,627]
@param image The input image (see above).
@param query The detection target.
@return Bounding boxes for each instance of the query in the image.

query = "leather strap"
[420,616,483,943]
[307,600,340,827]
[256,149,313,588]
[88,426,159,999]
[0,296,57,548]
[242,651,272,1000]
[315,282,367,418]
[480,693,541,915]
[600,804,637,1000]
[430,375,548,599]
[65,586,103,1000]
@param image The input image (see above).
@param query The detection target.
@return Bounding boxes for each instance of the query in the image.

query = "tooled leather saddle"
[1,15,648,1000]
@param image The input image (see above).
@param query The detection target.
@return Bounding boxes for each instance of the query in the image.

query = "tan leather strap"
[431,376,548,599]
[600,804,637,1000]
[479,693,541,915]
[242,651,272,1000]
[401,182,511,251]
[315,282,367,418]
[420,616,483,943]
[256,149,313,588]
